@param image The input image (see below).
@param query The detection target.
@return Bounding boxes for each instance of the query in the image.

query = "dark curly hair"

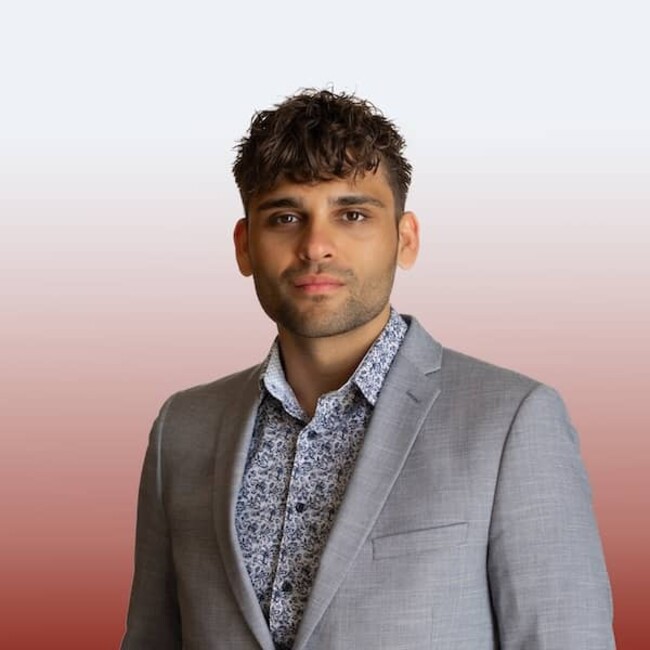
[232,89,412,215]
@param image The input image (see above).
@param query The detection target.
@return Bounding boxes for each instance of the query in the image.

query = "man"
[121,89,614,649]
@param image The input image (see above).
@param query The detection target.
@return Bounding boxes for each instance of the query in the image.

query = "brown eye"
[342,211,366,222]
[271,213,299,225]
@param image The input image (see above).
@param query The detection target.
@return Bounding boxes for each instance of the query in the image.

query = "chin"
[275,301,388,340]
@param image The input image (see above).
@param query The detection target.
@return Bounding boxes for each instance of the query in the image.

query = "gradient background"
[1,1,648,647]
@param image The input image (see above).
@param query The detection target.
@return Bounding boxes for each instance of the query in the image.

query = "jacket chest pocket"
[371,522,468,560]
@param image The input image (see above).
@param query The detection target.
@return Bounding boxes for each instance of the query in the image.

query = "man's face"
[234,168,418,339]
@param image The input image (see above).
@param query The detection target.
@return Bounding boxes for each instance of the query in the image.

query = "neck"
[277,306,391,418]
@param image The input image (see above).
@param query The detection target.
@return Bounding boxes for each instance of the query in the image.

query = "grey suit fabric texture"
[121,316,615,649]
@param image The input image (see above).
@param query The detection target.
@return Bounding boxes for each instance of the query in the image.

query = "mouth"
[293,274,345,294]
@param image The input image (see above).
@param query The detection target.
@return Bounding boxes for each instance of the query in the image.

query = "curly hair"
[232,89,412,215]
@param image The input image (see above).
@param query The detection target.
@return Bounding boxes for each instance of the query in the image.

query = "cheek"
[250,248,296,286]
[249,241,284,270]
[352,236,398,267]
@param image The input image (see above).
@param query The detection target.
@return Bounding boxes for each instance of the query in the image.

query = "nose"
[297,218,335,263]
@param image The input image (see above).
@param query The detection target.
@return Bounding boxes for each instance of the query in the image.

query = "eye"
[269,213,300,226]
[341,210,367,223]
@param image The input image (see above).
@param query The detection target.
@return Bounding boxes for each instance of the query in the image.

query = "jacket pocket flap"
[372,522,468,560]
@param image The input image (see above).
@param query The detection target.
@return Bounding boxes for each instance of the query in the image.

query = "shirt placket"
[268,406,329,649]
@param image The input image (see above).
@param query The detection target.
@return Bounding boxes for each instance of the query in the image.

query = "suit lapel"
[293,318,443,650]
[212,366,276,650]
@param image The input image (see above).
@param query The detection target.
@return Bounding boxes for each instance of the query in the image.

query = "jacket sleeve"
[487,384,615,649]
[121,397,182,649]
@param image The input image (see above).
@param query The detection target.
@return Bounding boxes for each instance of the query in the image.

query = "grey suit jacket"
[121,316,614,649]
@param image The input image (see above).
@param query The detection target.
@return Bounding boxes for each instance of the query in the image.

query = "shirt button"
[295,502,306,513]
[282,580,293,593]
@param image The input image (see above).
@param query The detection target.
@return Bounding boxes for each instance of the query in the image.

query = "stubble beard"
[253,262,397,339]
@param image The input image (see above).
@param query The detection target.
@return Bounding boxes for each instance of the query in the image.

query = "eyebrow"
[331,194,386,208]
[256,197,304,211]
[255,194,386,212]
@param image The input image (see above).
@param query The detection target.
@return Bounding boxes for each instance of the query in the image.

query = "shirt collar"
[259,308,408,414]
[353,308,407,405]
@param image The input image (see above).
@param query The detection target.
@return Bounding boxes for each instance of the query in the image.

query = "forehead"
[248,167,395,212]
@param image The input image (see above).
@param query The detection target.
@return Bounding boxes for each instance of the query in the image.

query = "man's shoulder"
[179,363,262,397]
[157,363,263,421]
[442,346,539,391]
[402,315,542,397]
[402,318,572,436]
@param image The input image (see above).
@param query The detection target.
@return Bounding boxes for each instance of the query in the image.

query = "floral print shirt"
[235,309,407,649]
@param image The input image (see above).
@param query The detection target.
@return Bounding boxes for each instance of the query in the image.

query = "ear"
[233,218,253,276]
[396,211,419,269]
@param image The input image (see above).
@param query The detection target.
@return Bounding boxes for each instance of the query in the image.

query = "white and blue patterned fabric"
[235,309,407,649]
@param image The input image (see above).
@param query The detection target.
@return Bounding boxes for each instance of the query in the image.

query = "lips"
[292,274,345,295]
[293,274,344,288]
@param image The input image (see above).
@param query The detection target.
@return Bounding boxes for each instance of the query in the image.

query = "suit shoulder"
[402,316,541,396]
[155,363,262,420]
[145,364,263,454]
[439,347,576,433]
[176,363,261,399]
[443,347,538,387]
[439,346,546,410]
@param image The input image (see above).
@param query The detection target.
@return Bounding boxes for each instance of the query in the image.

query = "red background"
[2,147,647,647]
